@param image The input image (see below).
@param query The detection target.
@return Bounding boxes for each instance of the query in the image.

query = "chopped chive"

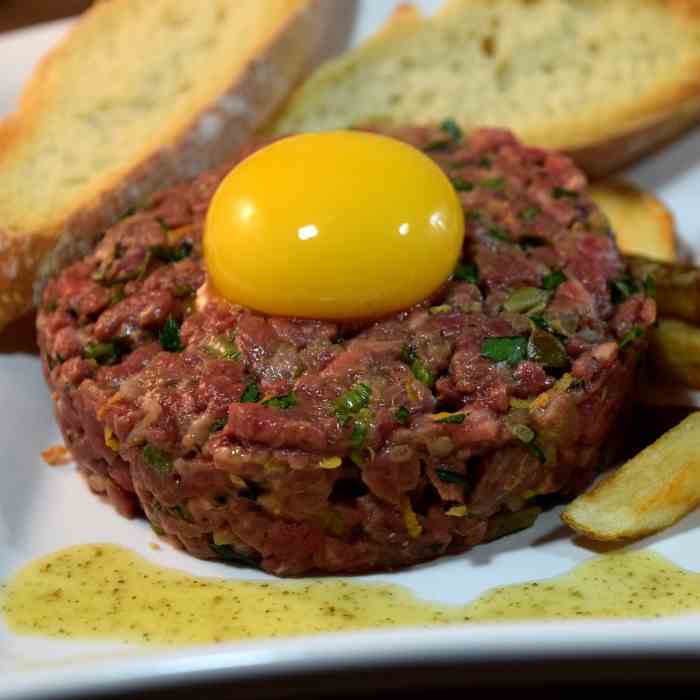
[84,339,128,366]
[351,420,368,450]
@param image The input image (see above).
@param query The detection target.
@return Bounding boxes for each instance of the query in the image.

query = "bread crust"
[0,0,351,329]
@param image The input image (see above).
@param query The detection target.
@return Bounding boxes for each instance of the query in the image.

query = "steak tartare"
[37,127,656,575]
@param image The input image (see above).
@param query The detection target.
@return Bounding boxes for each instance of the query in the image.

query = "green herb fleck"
[241,382,261,403]
[519,206,541,222]
[335,383,372,425]
[451,177,474,192]
[644,274,657,299]
[503,287,550,314]
[440,118,463,141]
[400,345,434,386]
[262,392,298,410]
[527,441,547,463]
[85,339,128,366]
[454,262,479,284]
[487,225,510,242]
[174,284,194,298]
[481,177,506,190]
[351,420,368,450]
[142,443,173,474]
[479,156,492,168]
[206,333,240,361]
[542,269,567,291]
[434,413,465,424]
[209,418,227,433]
[394,406,410,424]
[610,275,639,304]
[620,325,644,349]
[480,336,528,366]
[150,241,192,263]
[436,468,469,486]
[552,187,578,199]
[159,317,183,352]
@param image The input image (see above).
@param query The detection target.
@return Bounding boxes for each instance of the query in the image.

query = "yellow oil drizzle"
[2,544,699,646]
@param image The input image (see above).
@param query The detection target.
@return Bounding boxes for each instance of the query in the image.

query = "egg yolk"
[204,130,464,320]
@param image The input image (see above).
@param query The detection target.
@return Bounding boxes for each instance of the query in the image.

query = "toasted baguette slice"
[272,0,700,177]
[0,0,349,331]
[589,180,677,263]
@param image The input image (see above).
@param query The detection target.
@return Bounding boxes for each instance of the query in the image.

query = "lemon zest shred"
[402,497,423,538]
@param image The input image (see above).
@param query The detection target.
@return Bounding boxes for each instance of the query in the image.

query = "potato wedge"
[648,318,700,390]
[626,256,700,323]
[562,412,700,541]
[589,180,677,263]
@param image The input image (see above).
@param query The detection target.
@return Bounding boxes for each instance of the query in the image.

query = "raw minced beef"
[37,126,656,575]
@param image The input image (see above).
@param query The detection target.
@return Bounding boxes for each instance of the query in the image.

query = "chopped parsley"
[643,274,657,299]
[486,225,511,242]
[262,392,298,410]
[620,325,644,349]
[150,241,192,263]
[159,317,183,352]
[142,443,173,474]
[436,467,469,486]
[84,339,129,366]
[209,418,227,433]
[481,176,506,190]
[552,186,578,199]
[610,275,640,304]
[480,336,528,366]
[440,118,463,141]
[394,406,410,424]
[451,177,474,192]
[240,381,261,403]
[434,413,465,424]
[542,269,567,291]
[519,206,541,222]
[454,262,479,284]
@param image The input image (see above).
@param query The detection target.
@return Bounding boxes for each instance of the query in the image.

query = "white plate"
[3,4,700,698]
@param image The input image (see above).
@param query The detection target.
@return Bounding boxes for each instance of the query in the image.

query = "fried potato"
[589,179,677,263]
[626,256,700,323]
[562,412,700,541]
[648,318,700,389]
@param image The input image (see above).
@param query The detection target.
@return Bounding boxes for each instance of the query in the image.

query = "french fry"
[626,256,700,324]
[590,180,677,263]
[648,318,700,390]
[562,412,700,541]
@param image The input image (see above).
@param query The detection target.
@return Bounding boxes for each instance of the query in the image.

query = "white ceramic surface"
[2,3,700,698]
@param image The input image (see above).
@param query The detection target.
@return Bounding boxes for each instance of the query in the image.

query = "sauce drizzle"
[2,545,698,646]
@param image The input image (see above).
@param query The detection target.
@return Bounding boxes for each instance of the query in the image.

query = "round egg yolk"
[204,130,465,320]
